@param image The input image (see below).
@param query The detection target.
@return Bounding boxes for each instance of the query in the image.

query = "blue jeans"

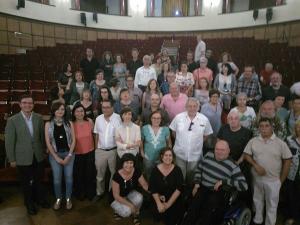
[49,151,75,199]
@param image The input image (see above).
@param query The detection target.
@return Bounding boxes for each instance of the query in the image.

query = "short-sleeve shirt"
[169,112,213,162]
[230,107,256,129]
[149,165,184,201]
[94,113,121,149]
[142,125,170,161]
[112,169,142,197]
[243,134,292,180]
[160,93,188,121]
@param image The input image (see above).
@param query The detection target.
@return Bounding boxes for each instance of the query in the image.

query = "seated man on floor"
[182,140,248,225]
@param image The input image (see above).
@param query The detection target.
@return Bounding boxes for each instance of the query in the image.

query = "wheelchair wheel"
[235,208,251,225]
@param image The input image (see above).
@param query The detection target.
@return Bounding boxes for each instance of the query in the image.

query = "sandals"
[113,213,122,220]
[133,215,141,225]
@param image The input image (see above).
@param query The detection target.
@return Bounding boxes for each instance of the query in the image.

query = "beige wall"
[1,14,300,54]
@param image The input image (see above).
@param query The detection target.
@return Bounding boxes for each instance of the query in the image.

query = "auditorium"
[0,0,300,225]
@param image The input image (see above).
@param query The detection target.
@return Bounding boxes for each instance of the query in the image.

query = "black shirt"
[100,59,114,83]
[80,57,100,83]
[127,59,143,77]
[149,165,183,201]
[262,85,291,109]
[53,124,69,152]
[217,124,252,161]
[207,58,219,78]
[188,61,199,73]
[112,169,142,197]
[58,73,73,86]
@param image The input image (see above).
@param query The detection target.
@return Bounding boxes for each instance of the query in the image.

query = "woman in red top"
[72,104,95,201]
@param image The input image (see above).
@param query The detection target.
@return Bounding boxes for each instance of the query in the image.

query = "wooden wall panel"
[117,32,126,39]
[66,27,77,39]
[243,29,254,38]
[7,18,19,32]
[43,24,54,37]
[265,26,277,40]
[127,33,137,40]
[87,30,97,41]
[0,16,7,30]
[97,31,108,39]
[232,30,243,38]
[136,33,146,40]
[7,32,20,46]
[0,45,9,54]
[55,38,66,44]
[9,46,17,54]
[222,30,232,38]
[44,37,55,46]
[32,35,44,47]
[290,23,300,37]
[55,26,66,38]
[32,23,43,36]
[0,31,8,44]
[76,29,87,40]
[20,21,31,34]
[20,36,33,47]
[253,27,265,39]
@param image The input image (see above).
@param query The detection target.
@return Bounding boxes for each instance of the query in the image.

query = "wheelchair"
[222,189,252,225]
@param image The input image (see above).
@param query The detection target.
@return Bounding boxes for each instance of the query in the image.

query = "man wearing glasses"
[169,97,213,186]
[5,95,49,215]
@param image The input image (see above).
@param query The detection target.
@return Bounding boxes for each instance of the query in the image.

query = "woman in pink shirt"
[72,104,95,201]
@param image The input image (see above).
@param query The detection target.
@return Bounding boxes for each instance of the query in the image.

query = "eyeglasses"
[188,122,194,131]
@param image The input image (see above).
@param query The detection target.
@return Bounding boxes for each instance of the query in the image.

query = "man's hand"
[10,161,17,168]
[214,180,222,191]
[192,184,200,197]
[254,164,266,176]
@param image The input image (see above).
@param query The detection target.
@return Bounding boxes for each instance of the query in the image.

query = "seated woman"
[89,69,106,110]
[113,54,127,88]
[65,71,89,106]
[142,79,163,110]
[175,61,194,97]
[114,88,140,123]
[149,148,184,225]
[111,153,148,225]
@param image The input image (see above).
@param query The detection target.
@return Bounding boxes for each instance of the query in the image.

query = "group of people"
[4,39,300,225]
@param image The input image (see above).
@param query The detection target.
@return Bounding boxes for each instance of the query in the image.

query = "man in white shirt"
[194,35,206,63]
[290,81,300,96]
[134,55,157,92]
[169,97,213,185]
[93,100,121,201]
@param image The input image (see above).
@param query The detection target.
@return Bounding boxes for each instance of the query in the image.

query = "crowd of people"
[4,37,300,225]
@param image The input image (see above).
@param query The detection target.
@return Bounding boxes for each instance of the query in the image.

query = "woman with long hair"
[142,79,163,110]
[45,102,76,210]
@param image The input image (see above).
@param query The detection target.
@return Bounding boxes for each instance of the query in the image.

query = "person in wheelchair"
[182,140,248,225]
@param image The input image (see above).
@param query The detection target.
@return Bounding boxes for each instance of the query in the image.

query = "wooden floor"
[0,185,162,225]
[0,184,298,225]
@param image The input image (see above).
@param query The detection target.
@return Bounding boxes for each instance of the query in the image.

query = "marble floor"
[0,184,298,225]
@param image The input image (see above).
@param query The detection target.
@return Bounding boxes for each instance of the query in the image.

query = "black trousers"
[182,186,226,225]
[17,157,46,207]
[285,179,300,220]
[73,150,96,199]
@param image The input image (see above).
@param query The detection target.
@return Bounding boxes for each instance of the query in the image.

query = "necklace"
[54,118,63,125]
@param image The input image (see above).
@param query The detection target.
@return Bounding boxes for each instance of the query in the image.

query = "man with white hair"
[252,100,288,139]
[169,97,213,185]
[262,72,291,109]
[193,56,213,86]
[160,82,188,121]
[134,55,157,92]
[194,35,206,63]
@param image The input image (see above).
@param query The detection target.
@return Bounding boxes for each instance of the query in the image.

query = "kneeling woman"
[111,153,148,225]
[149,148,184,225]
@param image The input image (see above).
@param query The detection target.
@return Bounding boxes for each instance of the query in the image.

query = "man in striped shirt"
[182,140,248,225]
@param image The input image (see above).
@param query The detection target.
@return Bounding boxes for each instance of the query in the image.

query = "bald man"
[182,140,248,225]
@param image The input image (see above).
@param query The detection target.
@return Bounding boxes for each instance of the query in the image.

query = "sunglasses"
[188,122,194,131]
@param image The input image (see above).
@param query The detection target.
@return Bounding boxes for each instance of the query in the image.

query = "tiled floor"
[0,185,299,225]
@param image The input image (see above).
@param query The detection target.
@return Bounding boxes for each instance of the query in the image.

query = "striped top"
[193,151,248,192]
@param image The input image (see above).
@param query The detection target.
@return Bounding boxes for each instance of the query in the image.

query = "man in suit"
[5,94,49,215]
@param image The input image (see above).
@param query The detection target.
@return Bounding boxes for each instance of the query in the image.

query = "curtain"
[162,0,190,16]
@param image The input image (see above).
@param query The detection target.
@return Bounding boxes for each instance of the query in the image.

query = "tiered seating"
[0,36,299,120]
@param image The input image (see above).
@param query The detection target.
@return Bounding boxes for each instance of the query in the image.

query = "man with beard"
[252,100,288,139]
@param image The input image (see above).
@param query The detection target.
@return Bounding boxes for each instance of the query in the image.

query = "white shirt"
[290,82,300,96]
[169,111,213,162]
[94,113,121,149]
[134,66,157,87]
[194,40,206,62]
